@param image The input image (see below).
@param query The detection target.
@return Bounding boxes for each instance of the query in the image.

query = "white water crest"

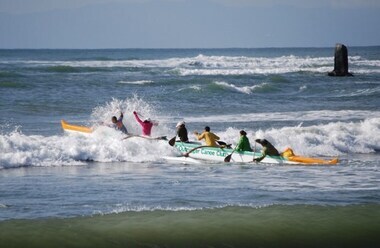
[335,86,380,97]
[0,97,176,169]
[90,95,170,134]
[219,117,380,156]
[6,54,380,75]
[177,85,202,92]
[213,81,269,94]
[185,110,380,123]
[0,128,177,169]
[1,115,379,168]
[1,97,379,168]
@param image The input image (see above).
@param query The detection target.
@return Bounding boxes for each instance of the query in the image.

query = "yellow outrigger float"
[61,120,167,140]
[61,120,93,134]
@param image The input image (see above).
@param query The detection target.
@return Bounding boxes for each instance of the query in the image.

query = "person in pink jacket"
[133,111,157,136]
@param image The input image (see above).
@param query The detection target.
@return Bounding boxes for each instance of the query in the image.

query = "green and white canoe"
[168,141,338,165]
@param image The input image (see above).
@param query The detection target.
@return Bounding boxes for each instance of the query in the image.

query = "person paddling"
[194,126,220,147]
[133,111,158,136]
[224,130,252,162]
[168,121,188,146]
[111,112,128,134]
[176,121,189,142]
[235,130,252,152]
[253,139,280,162]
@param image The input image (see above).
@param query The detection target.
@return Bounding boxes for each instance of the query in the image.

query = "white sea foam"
[218,117,380,156]
[299,85,308,92]
[214,81,268,94]
[177,85,202,92]
[90,95,170,133]
[335,87,380,97]
[0,127,177,169]
[94,202,275,215]
[0,96,177,169]
[118,80,154,85]
[1,96,379,168]
[7,54,380,75]
[185,110,380,123]
[1,115,379,168]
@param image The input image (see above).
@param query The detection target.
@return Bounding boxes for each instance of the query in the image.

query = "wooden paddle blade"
[217,141,232,149]
[217,141,227,146]
[224,154,232,162]
[168,136,176,146]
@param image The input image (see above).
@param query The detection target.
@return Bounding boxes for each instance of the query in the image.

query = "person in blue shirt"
[111,112,128,134]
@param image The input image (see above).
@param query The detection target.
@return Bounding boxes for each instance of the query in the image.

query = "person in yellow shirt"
[194,126,220,147]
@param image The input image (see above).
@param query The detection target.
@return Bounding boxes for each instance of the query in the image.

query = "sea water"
[0,48,379,247]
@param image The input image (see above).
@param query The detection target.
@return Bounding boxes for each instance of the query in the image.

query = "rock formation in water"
[328,43,353,76]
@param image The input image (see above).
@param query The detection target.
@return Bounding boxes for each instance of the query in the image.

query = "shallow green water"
[1,204,379,248]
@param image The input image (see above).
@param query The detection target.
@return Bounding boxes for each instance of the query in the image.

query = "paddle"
[217,141,232,149]
[224,147,237,162]
[217,140,227,146]
[251,141,260,162]
[168,135,176,146]
[149,135,167,141]
[224,151,234,162]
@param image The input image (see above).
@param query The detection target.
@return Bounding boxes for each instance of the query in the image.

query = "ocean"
[0,47,379,247]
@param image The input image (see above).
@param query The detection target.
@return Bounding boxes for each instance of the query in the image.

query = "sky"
[0,0,379,48]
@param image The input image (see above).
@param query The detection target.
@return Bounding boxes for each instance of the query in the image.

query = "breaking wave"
[1,103,379,169]
[4,54,380,75]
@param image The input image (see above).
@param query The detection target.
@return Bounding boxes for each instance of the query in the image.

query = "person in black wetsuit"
[253,139,280,162]
[176,121,189,142]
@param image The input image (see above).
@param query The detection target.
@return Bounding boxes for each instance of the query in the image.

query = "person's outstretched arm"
[133,111,143,125]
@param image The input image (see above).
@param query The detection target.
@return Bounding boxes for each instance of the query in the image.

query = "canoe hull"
[174,142,338,165]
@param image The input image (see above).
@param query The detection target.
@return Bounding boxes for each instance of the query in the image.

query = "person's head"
[255,139,268,146]
[176,121,185,128]
[204,126,210,132]
[240,130,247,136]
[143,118,151,123]
[111,116,117,123]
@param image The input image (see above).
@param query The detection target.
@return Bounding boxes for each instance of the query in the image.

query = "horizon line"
[1,45,380,50]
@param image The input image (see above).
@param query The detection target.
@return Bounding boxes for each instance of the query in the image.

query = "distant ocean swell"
[2,54,380,75]
[0,81,28,89]
[43,65,111,73]
[0,204,379,248]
